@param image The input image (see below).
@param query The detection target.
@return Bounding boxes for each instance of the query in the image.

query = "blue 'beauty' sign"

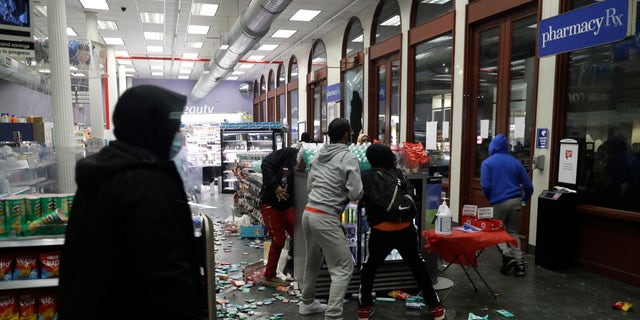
[326,83,341,102]
[539,0,635,57]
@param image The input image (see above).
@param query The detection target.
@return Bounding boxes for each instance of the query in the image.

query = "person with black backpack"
[357,144,445,320]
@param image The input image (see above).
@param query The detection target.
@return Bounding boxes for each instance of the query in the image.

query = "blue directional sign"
[326,83,341,102]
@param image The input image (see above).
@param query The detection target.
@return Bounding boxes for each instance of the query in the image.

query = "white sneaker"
[299,300,328,315]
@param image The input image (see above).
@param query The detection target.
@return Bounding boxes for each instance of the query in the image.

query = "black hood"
[366,144,395,169]
[113,85,186,160]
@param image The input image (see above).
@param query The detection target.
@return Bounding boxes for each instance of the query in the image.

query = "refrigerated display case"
[220,124,285,194]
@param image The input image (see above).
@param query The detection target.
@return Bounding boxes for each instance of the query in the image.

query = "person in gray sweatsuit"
[298,118,364,320]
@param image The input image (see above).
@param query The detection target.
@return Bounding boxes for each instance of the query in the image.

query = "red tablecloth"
[423,229,518,265]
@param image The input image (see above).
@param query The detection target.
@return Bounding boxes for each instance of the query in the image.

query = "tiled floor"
[200,190,639,320]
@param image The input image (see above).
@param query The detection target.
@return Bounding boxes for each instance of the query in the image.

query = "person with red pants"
[258,147,299,287]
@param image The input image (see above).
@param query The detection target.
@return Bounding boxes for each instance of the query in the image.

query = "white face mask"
[170,131,184,159]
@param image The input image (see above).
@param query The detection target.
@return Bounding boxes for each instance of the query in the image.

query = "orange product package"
[387,290,411,301]
[17,293,36,320]
[39,252,60,279]
[37,294,57,320]
[0,294,17,320]
[0,254,13,281]
[12,254,38,280]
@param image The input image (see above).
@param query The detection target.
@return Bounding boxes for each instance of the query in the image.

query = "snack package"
[612,301,633,311]
[12,254,38,280]
[24,196,43,224]
[387,290,411,301]
[23,209,67,237]
[0,294,17,320]
[0,254,13,281]
[17,293,36,320]
[37,294,56,320]
[0,199,8,238]
[39,253,60,279]
[5,196,26,237]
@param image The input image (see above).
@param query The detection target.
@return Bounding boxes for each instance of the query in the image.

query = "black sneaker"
[515,263,526,276]
[500,258,516,275]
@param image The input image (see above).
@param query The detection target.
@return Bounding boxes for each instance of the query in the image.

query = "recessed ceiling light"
[258,44,279,51]
[34,5,47,17]
[182,52,199,59]
[380,15,401,26]
[181,62,195,68]
[66,28,77,36]
[238,63,254,69]
[226,76,239,80]
[272,29,296,38]
[103,37,124,45]
[152,72,164,76]
[290,9,321,22]
[232,71,245,75]
[186,42,204,48]
[80,0,109,10]
[140,12,165,24]
[178,75,190,79]
[39,69,51,74]
[144,32,164,40]
[179,69,192,74]
[118,60,133,65]
[115,50,130,57]
[124,67,136,72]
[220,44,229,50]
[150,65,163,70]
[71,73,86,77]
[191,3,219,16]
[247,55,265,61]
[147,45,164,53]
[97,20,118,30]
[187,25,210,35]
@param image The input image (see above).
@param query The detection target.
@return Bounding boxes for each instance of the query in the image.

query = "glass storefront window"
[345,19,364,57]
[373,0,401,44]
[565,8,640,211]
[414,0,453,26]
[344,67,363,136]
[290,89,299,143]
[475,27,499,178]
[413,34,453,174]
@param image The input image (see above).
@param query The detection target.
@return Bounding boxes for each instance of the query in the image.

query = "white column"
[105,48,118,142]
[47,0,77,193]
[118,64,127,96]
[85,11,105,140]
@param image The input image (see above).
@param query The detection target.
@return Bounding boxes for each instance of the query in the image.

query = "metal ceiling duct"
[189,0,293,101]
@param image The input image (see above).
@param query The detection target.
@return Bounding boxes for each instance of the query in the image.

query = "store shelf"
[0,279,58,290]
[13,176,46,187]
[0,236,64,248]
[0,186,30,198]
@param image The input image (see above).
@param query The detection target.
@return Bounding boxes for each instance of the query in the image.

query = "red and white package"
[0,254,13,281]
[37,294,57,320]
[39,252,60,279]
[0,294,17,320]
[18,293,36,320]
[13,254,38,280]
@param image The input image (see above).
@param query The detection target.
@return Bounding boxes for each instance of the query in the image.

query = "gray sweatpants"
[300,211,354,320]
[493,197,523,263]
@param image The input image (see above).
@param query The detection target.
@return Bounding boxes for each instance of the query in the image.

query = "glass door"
[372,55,400,145]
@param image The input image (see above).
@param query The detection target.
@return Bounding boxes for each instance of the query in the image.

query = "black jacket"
[259,147,298,210]
[59,85,204,320]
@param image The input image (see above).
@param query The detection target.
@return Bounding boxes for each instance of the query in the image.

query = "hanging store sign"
[183,104,216,114]
[538,0,636,57]
[326,83,341,102]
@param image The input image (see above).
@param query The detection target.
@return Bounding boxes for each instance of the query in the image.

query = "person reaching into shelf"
[258,147,299,287]
[357,144,445,320]
[58,85,205,320]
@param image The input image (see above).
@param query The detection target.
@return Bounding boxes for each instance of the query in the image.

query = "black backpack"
[364,168,418,222]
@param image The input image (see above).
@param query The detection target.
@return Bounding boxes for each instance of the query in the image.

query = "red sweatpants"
[260,204,295,279]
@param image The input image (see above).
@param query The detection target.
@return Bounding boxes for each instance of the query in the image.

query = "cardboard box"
[239,225,266,238]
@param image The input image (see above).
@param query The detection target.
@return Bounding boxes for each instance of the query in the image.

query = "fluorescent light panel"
[179,69,192,74]
[272,29,296,38]
[178,75,190,79]
[140,12,165,24]
[66,28,77,36]
[226,76,239,80]
[187,25,210,35]
[124,67,136,72]
[247,55,265,61]
[232,71,245,75]
[144,32,164,40]
[186,42,204,48]
[80,0,109,10]
[191,3,219,16]
[118,60,133,65]
[182,53,199,59]
[152,72,164,76]
[97,20,118,30]
[150,65,163,70]
[290,9,321,22]
[238,63,254,69]
[258,44,279,51]
[103,37,124,45]
[381,15,401,26]
[181,62,195,68]
[115,50,130,57]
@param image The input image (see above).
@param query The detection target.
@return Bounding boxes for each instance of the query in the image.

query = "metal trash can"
[535,189,578,270]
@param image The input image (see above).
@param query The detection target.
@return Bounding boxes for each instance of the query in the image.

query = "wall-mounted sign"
[326,83,341,102]
[558,139,579,185]
[538,0,636,57]
[536,128,549,149]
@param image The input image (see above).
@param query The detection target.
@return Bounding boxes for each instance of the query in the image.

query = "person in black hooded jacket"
[258,147,298,287]
[58,85,205,320]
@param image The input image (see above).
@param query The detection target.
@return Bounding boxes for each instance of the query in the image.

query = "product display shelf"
[0,235,64,291]
[0,157,58,195]
[239,172,263,224]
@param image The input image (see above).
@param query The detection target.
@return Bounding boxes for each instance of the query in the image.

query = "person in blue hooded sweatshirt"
[480,134,533,276]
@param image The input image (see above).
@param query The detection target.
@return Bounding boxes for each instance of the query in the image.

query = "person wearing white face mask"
[59,85,206,320]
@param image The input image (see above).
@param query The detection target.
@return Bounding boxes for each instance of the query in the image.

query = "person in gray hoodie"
[298,118,364,320]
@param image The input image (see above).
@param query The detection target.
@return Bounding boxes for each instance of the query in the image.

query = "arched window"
[372,0,401,45]
[309,41,327,73]
[288,56,300,143]
[342,18,365,140]
[308,40,328,141]
[268,69,275,91]
[344,18,364,57]
[289,56,298,82]
[412,0,453,27]
[277,64,286,87]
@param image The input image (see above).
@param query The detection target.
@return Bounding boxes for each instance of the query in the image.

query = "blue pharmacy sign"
[536,128,549,149]
[326,83,341,102]
[538,0,635,57]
